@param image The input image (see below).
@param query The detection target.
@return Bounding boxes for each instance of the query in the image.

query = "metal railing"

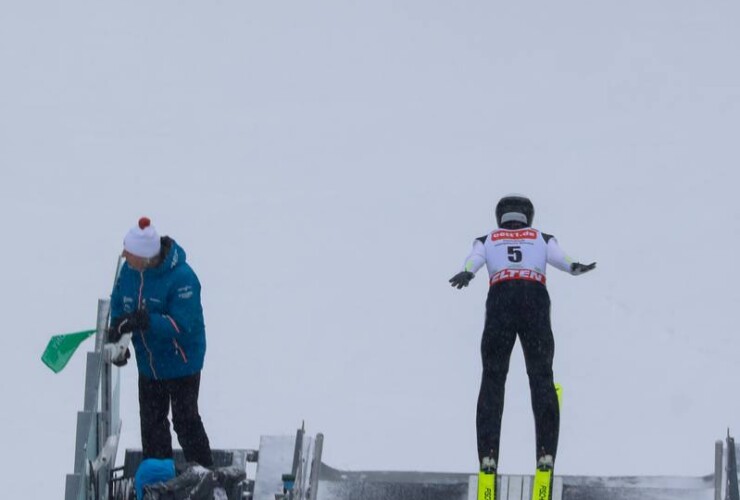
[65,299,123,500]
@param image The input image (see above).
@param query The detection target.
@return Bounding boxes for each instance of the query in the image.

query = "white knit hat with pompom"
[123,217,161,258]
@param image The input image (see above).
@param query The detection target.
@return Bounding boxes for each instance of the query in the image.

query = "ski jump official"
[108,217,214,468]
[449,195,595,475]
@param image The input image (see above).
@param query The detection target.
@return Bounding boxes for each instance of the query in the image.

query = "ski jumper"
[461,227,575,465]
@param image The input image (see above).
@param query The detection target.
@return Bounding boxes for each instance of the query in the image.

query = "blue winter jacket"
[111,237,206,380]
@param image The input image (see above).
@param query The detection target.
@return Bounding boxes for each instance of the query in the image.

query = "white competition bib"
[483,228,548,285]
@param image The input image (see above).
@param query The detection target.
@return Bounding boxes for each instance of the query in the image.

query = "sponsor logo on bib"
[491,229,537,241]
[490,268,546,285]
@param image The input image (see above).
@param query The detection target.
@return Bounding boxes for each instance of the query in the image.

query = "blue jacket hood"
[150,237,187,276]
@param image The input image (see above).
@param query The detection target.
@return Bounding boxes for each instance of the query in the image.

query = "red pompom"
[138,217,151,229]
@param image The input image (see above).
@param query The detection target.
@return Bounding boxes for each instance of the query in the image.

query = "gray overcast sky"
[1,1,739,498]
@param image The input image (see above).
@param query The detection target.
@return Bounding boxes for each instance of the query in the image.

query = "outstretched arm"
[450,238,486,289]
[546,237,596,275]
[463,238,486,274]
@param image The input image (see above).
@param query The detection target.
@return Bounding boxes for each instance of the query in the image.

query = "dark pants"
[139,372,214,467]
[476,280,560,466]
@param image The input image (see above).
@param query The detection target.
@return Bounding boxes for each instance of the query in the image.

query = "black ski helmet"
[495,195,534,227]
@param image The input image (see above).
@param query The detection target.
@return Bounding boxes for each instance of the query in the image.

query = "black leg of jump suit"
[476,280,560,466]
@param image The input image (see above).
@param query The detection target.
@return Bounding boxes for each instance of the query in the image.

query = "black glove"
[108,309,150,342]
[449,271,475,289]
[571,262,596,275]
[112,347,131,367]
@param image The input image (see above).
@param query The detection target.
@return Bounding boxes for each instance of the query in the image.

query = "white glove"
[103,333,132,365]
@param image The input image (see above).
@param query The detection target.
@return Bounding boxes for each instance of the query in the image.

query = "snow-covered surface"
[560,475,715,500]
[2,2,740,499]
[315,460,716,499]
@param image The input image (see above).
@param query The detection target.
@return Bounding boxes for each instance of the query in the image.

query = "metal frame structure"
[65,299,122,500]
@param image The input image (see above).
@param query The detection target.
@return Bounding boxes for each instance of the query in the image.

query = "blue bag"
[134,458,176,500]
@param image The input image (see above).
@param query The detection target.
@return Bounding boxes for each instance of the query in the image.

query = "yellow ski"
[477,470,496,500]
[531,466,553,500]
